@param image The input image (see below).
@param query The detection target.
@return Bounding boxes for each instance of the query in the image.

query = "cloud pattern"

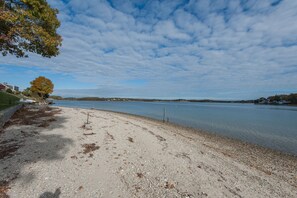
[1,0,297,99]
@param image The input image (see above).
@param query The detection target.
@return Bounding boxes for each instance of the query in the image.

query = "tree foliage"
[22,87,31,96]
[30,76,54,99]
[6,88,13,93]
[0,0,62,58]
[255,93,297,105]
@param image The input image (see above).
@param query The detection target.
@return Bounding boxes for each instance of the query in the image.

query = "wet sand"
[0,105,296,197]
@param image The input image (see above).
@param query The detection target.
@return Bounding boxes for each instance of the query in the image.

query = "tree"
[288,93,297,104]
[6,88,13,94]
[0,0,62,58]
[22,87,31,96]
[268,95,281,102]
[30,76,54,100]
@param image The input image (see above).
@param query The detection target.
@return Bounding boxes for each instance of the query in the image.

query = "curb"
[0,104,23,128]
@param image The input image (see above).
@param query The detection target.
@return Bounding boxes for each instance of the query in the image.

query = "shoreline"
[1,105,297,197]
[89,108,297,168]
[66,105,297,158]
[63,106,297,186]
[52,98,297,106]
[52,99,297,107]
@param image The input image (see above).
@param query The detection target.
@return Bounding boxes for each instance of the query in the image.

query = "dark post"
[163,107,166,123]
[87,112,89,124]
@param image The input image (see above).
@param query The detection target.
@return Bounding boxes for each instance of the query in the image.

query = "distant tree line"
[255,93,297,105]
[50,94,297,105]
[48,96,254,103]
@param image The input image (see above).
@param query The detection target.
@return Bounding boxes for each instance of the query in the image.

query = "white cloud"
[154,20,191,41]
[1,0,297,99]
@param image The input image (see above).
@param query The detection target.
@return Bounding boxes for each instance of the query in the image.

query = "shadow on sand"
[39,188,61,198]
[0,105,73,197]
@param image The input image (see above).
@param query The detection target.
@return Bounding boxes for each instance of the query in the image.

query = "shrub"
[6,88,13,94]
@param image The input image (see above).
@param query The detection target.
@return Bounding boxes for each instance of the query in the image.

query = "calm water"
[54,100,297,155]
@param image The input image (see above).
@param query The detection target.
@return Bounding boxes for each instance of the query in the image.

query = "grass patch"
[0,92,20,111]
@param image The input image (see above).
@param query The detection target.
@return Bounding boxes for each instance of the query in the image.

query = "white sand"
[0,106,296,197]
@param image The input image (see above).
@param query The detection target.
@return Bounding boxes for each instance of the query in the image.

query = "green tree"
[6,88,13,94]
[22,87,31,96]
[268,95,281,102]
[0,0,62,58]
[288,93,297,104]
[30,76,54,100]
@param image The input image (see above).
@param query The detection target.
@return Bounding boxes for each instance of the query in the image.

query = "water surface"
[54,100,297,155]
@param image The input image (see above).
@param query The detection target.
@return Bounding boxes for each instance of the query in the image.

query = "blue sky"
[1,0,297,99]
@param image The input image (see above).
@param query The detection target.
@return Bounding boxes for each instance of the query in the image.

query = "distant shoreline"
[49,95,297,106]
[51,97,255,103]
[51,98,297,107]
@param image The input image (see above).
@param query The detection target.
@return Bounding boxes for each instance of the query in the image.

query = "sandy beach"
[0,105,297,198]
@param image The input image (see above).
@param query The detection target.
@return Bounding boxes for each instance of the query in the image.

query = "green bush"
[6,88,13,94]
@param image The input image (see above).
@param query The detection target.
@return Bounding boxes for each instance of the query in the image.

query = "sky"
[1,0,297,100]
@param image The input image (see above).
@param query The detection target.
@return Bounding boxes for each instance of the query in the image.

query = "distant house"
[0,83,6,91]
[3,82,13,90]
[13,86,19,92]
[277,100,291,105]
[0,83,20,92]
